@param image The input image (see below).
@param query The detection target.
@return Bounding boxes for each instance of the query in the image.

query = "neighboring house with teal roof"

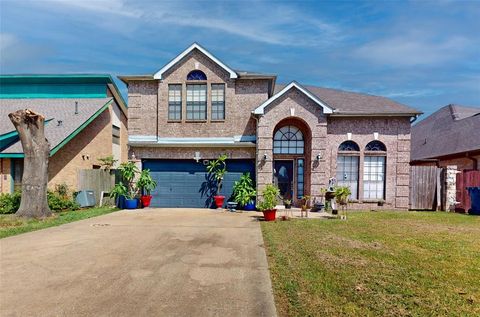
[0,74,128,193]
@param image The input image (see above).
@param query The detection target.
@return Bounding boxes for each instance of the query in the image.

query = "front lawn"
[0,206,119,239]
[261,211,480,316]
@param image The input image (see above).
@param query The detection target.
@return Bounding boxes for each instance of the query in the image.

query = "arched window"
[273,126,304,154]
[364,141,386,200]
[187,70,207,80]
[338,141,360,151]
[337,141,360,199]
[365,140,386,151]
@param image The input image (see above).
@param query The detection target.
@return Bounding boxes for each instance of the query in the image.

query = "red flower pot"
[262,209,277,221]
[214,195,225,208]
[141,195,152,208]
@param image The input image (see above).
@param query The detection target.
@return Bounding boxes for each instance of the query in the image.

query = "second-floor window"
[168,84,182,120]
[211,84,225,120]
[186,84,207,120]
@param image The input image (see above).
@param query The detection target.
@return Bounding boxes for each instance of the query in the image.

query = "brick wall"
[257,88,326,204]
[48,107,113,191]
[131,147,255,161]
[127,49,270,139]
[257,87,412,209]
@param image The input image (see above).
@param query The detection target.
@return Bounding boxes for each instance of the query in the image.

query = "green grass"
[261,211,480,317]
[0,207,119,239]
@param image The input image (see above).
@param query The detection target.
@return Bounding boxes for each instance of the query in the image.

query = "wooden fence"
[409,165,440,210]
[77,169,119,205]
[456,170,480,213]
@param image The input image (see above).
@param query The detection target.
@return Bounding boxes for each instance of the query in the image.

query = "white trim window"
[363,141,387,200]
[273,126,304,154]
[337,141,360,199]
[186,84,207,120]
[168,84,182,120]
[211,84,225,120]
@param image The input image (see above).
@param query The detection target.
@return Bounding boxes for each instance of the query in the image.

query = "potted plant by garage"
[110,161,139,209]
[137,169,157,208]
[257,184,280,221]
[207,154,228,209]
[232,172,257,211]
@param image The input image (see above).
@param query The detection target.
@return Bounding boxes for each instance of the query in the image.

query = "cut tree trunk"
[8,109,52,218]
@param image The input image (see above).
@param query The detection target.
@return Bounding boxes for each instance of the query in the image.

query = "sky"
[0,0,479,118]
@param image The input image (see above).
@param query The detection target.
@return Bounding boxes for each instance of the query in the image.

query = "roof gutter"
[117,75,156,85]
[330,112,423,117]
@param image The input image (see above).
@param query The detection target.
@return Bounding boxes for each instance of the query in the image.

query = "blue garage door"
[142,159,255,208]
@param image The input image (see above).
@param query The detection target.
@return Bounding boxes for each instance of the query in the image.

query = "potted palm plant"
[206,154,228,209]
[334,186,351,220]
[137,169,157,208]
[232,172,256,211]
[110,161,139,209]
[257,184,280,221]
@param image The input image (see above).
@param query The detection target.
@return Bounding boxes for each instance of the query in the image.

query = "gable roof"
[411,104,480,161]
[253,81,334,115]
[0,98,112,157]
[153,43,238,80]
[272,83,422,116]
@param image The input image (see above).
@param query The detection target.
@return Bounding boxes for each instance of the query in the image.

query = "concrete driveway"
[0,209,276,317]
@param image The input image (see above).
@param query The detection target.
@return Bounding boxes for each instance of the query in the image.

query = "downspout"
[0,158,3,193]
[466,153,478,170]
[253,113,260,198]
[10,159,14,193]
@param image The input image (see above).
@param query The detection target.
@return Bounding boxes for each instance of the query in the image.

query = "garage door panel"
[143,159,255,208]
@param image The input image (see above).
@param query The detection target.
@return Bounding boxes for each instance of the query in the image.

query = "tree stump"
[8,109,52,218]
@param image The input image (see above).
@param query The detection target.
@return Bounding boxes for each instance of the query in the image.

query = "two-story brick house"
[119,43,421,209]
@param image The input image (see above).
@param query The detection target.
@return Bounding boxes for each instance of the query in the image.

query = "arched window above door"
[273,126,304,154]
[187,70,207,80]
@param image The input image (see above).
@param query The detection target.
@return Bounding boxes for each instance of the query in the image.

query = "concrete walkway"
[0,209,277,317]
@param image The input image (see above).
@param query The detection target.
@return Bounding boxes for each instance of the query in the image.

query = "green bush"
[0,184,80,214]
[47,191,80,212]
[0,191,21,214]
[232,172,256,206]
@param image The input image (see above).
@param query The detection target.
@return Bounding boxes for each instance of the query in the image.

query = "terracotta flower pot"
[262,209,277,221]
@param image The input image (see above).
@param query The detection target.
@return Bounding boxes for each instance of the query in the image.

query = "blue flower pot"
[244,202,256,211]
[125,198,138,209]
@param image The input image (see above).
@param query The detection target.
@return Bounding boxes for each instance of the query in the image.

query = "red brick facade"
[125,47,415,209]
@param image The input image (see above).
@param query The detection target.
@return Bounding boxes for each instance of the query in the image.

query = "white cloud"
[46,0,142,18]
[354,31,474,67]
[0,33,52,71]
[31,0,342,47]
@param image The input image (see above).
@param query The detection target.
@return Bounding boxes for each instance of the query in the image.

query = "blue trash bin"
[467,187,480,215]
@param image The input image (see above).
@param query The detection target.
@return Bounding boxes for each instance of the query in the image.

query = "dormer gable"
[153,43,238,80]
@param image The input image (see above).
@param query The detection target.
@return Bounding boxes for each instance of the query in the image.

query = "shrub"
[47,191,80,212]
[0,191,21,214]
[48,184,80,211]
[0,186,80,214]
[55,183,69,198]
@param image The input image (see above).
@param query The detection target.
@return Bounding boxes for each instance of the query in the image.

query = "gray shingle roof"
[0,98,112,154]
[411,104,480,161]
[274,84,422,115]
